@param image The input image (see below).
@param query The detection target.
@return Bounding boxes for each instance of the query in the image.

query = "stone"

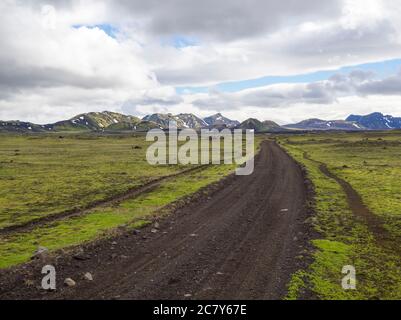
[32,246,49,260]
[64,278,76,287]
[83,272,93,281]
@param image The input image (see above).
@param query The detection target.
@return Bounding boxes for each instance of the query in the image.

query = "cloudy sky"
[1,0,401,124]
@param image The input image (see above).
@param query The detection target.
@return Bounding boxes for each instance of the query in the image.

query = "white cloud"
[0,0,401,123]
[0,1,162,123]
[183,70,401,123]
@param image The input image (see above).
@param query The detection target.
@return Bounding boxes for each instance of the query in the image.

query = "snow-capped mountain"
[142,113,187,129]
[175,114,208,129]
[203,113,240,128]
[346,113,401,130]
[283,119,367,131]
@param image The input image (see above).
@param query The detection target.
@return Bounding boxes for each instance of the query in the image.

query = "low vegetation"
[0,132,262,269]
[0,133,190,229]
[0,165,235,269]
[280,131,401,300]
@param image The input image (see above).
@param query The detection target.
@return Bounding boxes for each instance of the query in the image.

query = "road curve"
[0,140,310,300]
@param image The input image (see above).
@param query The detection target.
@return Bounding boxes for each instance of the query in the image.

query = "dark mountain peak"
[284,118,365,131]
[346,112,401,130]
[142,113,207,129]
[237,118,284,133]
[203,113,240,128]
[347,112,383,121]
[175,113,208,129]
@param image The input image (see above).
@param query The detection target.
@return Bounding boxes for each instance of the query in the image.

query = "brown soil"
[0,141,311,300]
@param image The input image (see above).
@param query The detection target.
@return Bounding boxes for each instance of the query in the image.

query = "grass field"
[0,132,261,269]
[0,133,191,229]
[280,131,401,300]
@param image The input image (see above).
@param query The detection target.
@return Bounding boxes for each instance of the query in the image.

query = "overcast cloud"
[0,0,401,123]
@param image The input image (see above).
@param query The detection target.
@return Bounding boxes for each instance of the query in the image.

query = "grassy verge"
[280,132,401,300]
[0,165,235,269]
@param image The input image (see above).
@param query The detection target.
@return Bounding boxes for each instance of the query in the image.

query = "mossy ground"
[0,133,190,229]
[0,133,264,269]
[280,131,401,300]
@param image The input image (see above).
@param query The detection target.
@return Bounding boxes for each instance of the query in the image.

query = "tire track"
[0,165,209,236]
[303,152,400,255]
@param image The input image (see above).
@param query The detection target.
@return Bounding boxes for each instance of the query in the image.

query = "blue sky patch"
[72,24,118,39]
[176,58,401,94]
[163,35,199,49]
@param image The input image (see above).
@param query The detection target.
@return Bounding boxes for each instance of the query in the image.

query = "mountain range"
[1,111,401,133]
[285,112,401,131]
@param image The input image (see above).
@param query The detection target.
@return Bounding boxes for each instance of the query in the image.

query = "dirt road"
[0,140,311,300]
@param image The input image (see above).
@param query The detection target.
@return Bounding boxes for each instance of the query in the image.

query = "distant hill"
[142,113,208,129]
[49,111,142,131]
[346,112,401,130]
[105,120,160,132]
[176,113,208,129]
[0,111,159,133]
[142,113,187,129]
[283,119,366,131]
[203,113,240,128]
[0,121,49,133]
[237,118,286,133]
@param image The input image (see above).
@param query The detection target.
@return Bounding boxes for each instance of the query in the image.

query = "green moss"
[285,270,308,300]
[0,163,236,269]
[280,132,401,300]
[0,134,191,229]
[0,134,264,269]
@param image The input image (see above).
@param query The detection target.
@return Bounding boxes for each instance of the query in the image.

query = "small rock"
[83,273,93,281]
[24,279,35,287]
[154,222,160,229]
[32,246,49,260]
[133,229,141,235]
[184,294,192,298]
[111,241,118,245]
[36,246,48,254]
[73,252,90,261]
[280,209,289,212]
[151,228,158,233]
[190,233,197,237]
[64,278,76,287]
